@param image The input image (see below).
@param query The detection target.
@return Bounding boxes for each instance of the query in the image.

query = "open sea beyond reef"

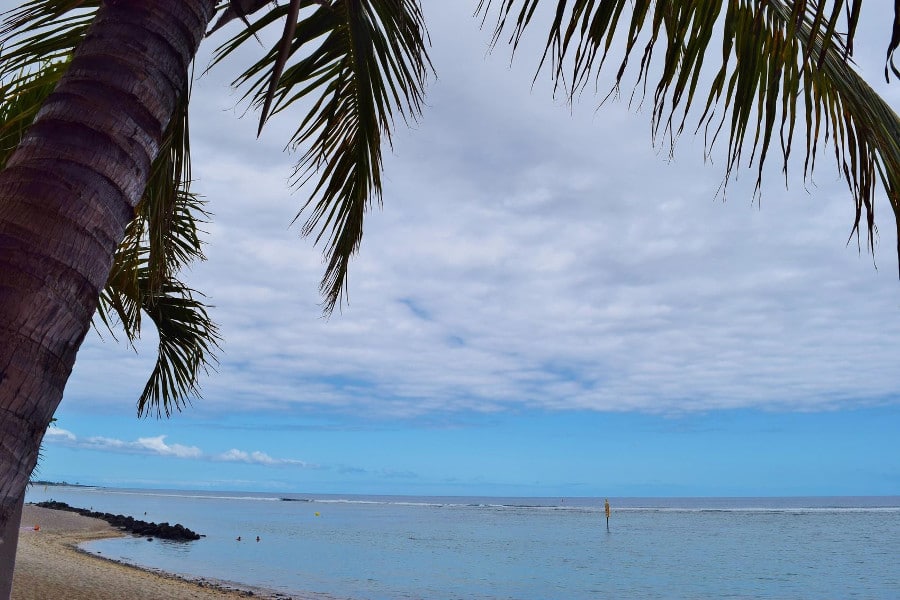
[23,486,900,599]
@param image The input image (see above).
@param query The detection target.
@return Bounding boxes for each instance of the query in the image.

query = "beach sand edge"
[13,504,295,600]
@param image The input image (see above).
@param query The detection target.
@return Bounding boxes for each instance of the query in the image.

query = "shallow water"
[25,487,900,599]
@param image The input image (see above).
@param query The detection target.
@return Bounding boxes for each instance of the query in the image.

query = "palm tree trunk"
[0,0,215,595]
[0,496,21,597]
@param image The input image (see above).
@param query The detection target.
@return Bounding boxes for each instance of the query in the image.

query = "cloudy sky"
[39,2,900,497]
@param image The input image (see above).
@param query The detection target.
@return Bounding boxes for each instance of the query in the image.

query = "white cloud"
[44,430,307,467]
[59,3,900,420]
[215,449,309,467]
[44,428,76,442]
[71,434,203,459]
[133,436,203,459]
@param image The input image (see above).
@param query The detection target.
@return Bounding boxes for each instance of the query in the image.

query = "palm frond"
[0,1,100,77]
[0,59,69,168]
[142,77,202,291]
[0,1,98,165]
[886,0,900,81]
[138,281,219,418]
[478,0,900,271]
[210,0,432,313]
[97,95,221,418]
[99,252,221,418]
[206,0,272,40]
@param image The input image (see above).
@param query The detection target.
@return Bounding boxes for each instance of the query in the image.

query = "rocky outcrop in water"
[34,500,202,541]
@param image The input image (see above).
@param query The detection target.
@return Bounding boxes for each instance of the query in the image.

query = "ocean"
[24,486,900,599]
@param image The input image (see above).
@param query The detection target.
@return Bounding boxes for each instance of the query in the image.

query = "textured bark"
[0,495,22,597]
[0,0,215,595]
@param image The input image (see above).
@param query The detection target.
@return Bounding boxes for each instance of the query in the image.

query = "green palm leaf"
[0,1,99,77]
[93,84,221,418]
[209,0,432,313]
[100,237,220,418]
[0,1,98,166]
[0,60,68,168]
[479,0,900,270]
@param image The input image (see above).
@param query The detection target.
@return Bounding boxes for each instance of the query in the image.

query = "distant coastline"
[30,480,94,488]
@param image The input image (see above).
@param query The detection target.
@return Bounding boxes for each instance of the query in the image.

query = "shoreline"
[13,505,295,600]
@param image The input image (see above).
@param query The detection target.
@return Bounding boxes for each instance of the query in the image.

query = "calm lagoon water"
[24,486,900,599]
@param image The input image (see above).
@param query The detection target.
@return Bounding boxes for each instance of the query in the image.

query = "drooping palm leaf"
[207,0,272,41]
[100,238,220,418]
[0,1,99,77]
[256,0,303,135]
[143,75,202,290]
[0,60,69,168]
[0,1,98,166]
[92,75,221,418]
[478,0,900,271]
[1,0,220,417]
[886,0,900,81]
[208,0,432,313]
[99,121,221,419]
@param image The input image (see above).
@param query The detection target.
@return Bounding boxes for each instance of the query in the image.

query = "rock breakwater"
[34,500,202,541]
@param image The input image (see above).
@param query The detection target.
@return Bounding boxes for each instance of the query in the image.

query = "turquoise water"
[25,487,900,599]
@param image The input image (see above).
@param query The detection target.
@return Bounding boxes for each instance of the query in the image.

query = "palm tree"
[0,1,429,591]
[0,0,898,594]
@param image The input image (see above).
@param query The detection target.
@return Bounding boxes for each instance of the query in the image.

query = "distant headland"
[30,480,93,488]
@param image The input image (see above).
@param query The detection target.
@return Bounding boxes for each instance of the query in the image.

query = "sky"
[36,2,900,498]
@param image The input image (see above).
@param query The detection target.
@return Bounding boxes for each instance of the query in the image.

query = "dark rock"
[34,501,201,541]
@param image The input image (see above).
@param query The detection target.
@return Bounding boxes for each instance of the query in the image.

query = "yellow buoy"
[314,512,320,517]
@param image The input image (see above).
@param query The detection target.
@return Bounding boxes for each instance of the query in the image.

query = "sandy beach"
[12,505,286,599]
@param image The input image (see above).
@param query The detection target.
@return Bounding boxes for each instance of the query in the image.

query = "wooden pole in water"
[604,498,610,531]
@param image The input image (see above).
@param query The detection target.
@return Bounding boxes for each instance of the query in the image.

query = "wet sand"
[13,505,289,599]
